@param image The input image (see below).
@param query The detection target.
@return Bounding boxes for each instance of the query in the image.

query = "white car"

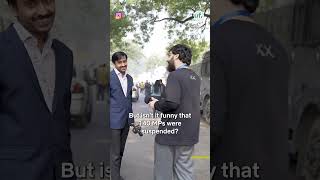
[70,68,93,128]
[132,85,139,102]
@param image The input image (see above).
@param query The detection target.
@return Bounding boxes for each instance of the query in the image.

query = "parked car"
[190,51,210,124]
[70,67,93,128]
[255,2,320,179]
[132,85,139,102]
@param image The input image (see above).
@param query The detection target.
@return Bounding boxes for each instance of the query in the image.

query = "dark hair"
[6,0,16,6]
[169,44,192,66]
[230,0,259,13]
[111,51,128,64]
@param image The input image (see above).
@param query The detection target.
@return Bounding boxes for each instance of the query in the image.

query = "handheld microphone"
[144,95,152,104]
[130,123,143,137]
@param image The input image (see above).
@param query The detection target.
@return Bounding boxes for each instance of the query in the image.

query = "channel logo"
[115,11,125,20]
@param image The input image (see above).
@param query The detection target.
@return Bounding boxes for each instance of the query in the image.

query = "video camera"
[130,123,143,137]
[144,95,161,104]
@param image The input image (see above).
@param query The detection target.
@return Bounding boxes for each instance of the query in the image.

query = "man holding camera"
[110,51,134,180]
[149,44,201,180]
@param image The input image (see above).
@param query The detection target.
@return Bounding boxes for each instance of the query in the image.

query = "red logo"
[115,12,125,20]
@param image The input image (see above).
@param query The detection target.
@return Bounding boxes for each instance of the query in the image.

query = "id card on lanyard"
[212,10,251,29]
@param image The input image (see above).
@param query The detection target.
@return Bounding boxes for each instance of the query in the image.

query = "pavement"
[70,87,111,180]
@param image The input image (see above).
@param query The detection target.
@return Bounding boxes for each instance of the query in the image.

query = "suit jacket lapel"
[126,74,131,98]
[52,40,63,113]
[7,25,50,112]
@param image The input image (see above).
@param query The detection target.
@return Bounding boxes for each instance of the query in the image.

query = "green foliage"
[167,39,209,63]
[256,0,275,12]
[110,41,147,75]
[111,2,135,50]
[110,0,210,49]
[145,55,167,70]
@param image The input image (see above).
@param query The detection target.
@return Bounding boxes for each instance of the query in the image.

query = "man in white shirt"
[109,51,134,180]
[0,0,75,179]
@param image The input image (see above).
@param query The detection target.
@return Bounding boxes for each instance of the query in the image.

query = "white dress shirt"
[14,22,56,112]
[114,68,128,97]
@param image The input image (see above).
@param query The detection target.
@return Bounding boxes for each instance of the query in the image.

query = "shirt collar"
[13,21,53,49]
[13,22,32,42]
[176,63,189,70]
[114,68,127,78]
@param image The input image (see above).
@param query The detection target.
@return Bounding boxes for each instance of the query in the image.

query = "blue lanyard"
[212,10,251,29]
[176,64,188,70]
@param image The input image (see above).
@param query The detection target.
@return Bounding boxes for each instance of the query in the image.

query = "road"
[121,93,210,180]
[69,88,299,180]
[70,86,111,180]
[70,90,210,180]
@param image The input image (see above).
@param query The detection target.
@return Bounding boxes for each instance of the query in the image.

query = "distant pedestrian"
[159,79,166,98]
[145,80,151,96]
[96,64,108,101]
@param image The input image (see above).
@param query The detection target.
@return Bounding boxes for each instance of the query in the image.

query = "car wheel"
[202,97,210,124]
[303,118,320,180]
[77,115,88,128]
[86,103,93,122]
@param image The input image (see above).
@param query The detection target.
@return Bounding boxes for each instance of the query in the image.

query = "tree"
[257,0,275,12]
[145,55,167,70]
[110,41,147,76]
[111,3,135,50]
[110,0,210,49]
[167,39,209,63]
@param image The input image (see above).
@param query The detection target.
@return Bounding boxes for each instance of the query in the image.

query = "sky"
[126,11,210,59]
[142,19,169,58]
[123,7,210,82]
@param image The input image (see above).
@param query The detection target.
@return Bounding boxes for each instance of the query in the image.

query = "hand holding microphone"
[130,123,143,137]
[144,94,152,104]
[148,97,159,110]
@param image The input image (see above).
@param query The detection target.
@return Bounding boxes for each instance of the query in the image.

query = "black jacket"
[211,20,289,180]
[0,25,75,180]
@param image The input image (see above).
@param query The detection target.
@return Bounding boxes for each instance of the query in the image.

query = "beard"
[166,60,175,72]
